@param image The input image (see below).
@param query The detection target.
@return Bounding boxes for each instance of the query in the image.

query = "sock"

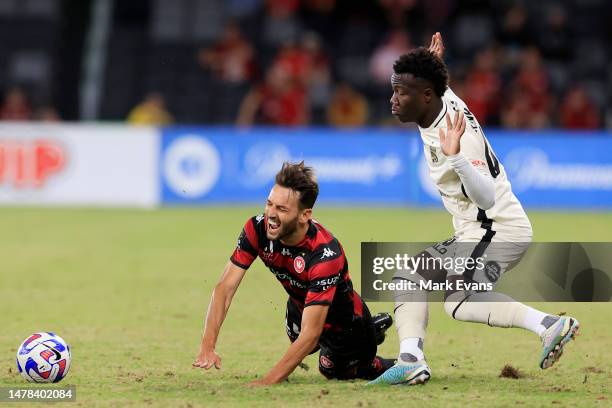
[521,307,559,336]
[399,337,424,362]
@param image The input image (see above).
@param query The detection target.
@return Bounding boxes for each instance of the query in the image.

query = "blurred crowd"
[1,0,609,129]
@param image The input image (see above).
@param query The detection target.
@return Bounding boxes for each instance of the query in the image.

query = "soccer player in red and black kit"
[193,162,393,386]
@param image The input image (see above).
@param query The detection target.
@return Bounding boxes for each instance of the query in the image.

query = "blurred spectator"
[452,3,495,57]
[272,39,311,84]
[93,0,608,128]
[198,22,256,84]
[559,86,600,129]
[379,0,424,31]
[226,0,262,19]
[236,64,308,126]
[299,0,337,44]
[0,87,32,121]
[127,93,173,126]
[301,32,331,123]
[501,88,546,128]
[261,0,301,48]
[537,5,571,62]
[327,83,369,127]
[34,106,61,122]
[502,47,551,128]
[496,3,532,49]
[370,29,412,83]
[462,47,502,125]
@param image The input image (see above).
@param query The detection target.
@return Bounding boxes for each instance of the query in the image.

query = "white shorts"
[424,229,532,285]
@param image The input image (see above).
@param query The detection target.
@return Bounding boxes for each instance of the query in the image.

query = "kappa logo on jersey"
[255,214,264,223]
[294,256,305,273]
[430,146,439,163]
[321,247,336,259]
[281,248,291,256]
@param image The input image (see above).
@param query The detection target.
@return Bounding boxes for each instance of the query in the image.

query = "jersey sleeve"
[229,217,260,270]
[304,241,344,307]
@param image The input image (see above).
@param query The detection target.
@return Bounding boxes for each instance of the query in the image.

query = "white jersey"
[418,88,532,239]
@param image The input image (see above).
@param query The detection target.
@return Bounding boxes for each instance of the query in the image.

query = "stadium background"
[0,1,611,407]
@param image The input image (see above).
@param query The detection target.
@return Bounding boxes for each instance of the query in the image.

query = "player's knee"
[444,298,460,319]
[443,290,468,320]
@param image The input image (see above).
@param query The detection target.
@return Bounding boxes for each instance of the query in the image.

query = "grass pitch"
[0,207,611,407]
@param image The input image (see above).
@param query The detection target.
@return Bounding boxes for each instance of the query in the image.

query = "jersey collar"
[418,100,448,131]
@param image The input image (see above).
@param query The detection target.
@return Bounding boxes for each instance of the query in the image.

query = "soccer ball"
[16,332,71,383]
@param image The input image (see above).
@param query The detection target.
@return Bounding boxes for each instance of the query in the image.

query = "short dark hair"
[275,161,319,210]
[393,47,449,97]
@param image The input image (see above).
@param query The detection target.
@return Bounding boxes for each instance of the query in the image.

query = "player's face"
[264,185,303,241]
[390,75,426,123]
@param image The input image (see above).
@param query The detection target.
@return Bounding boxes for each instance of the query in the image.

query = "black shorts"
[285,298,378,380]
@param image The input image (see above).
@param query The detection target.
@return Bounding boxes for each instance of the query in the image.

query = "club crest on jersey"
[484,261,501,283]
[294,256,305,273]
[320,355,334,369]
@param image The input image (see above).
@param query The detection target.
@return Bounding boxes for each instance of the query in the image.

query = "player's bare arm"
[249,304,329,387]
[193,260,247,370]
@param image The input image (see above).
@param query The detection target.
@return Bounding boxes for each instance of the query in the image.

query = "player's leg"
[442,239,580,369]
[317,303,394,380]
[285,298,319,355]
[444,287,579,368]
[370,240,453,385]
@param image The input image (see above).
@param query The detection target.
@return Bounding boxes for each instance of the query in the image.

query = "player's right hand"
[192,348,222,370]
[439,111,466,156]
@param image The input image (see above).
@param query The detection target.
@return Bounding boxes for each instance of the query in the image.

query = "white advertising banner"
[0,123,159,207]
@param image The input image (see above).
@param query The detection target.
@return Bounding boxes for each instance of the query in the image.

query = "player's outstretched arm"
[249,304,329,386]
[193,261,247,370]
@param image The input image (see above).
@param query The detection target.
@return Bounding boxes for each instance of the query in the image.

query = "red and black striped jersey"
[230,214,364,325]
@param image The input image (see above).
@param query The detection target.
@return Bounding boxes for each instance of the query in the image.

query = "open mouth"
[391,106,399,115]
[268,218,280,231]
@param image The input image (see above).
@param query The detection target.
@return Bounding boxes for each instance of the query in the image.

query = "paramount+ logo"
[0,139,66,188]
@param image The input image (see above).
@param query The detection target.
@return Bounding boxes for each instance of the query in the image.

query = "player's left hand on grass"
[192,348,222,370]
[439,111,466,156]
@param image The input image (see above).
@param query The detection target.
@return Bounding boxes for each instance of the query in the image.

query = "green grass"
[0,207,611,407]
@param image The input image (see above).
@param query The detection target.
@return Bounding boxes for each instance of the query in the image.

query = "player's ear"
[300,208,312,223]
[423,87,433,103]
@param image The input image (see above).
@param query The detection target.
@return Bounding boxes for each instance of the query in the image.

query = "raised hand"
[428,32,445,59]
[439,111,466,156]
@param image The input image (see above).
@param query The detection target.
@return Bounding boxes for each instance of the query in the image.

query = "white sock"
[399,337,424,362]
[522,307,553,336]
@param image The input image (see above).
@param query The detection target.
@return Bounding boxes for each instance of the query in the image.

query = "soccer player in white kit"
[369,33,580,386]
